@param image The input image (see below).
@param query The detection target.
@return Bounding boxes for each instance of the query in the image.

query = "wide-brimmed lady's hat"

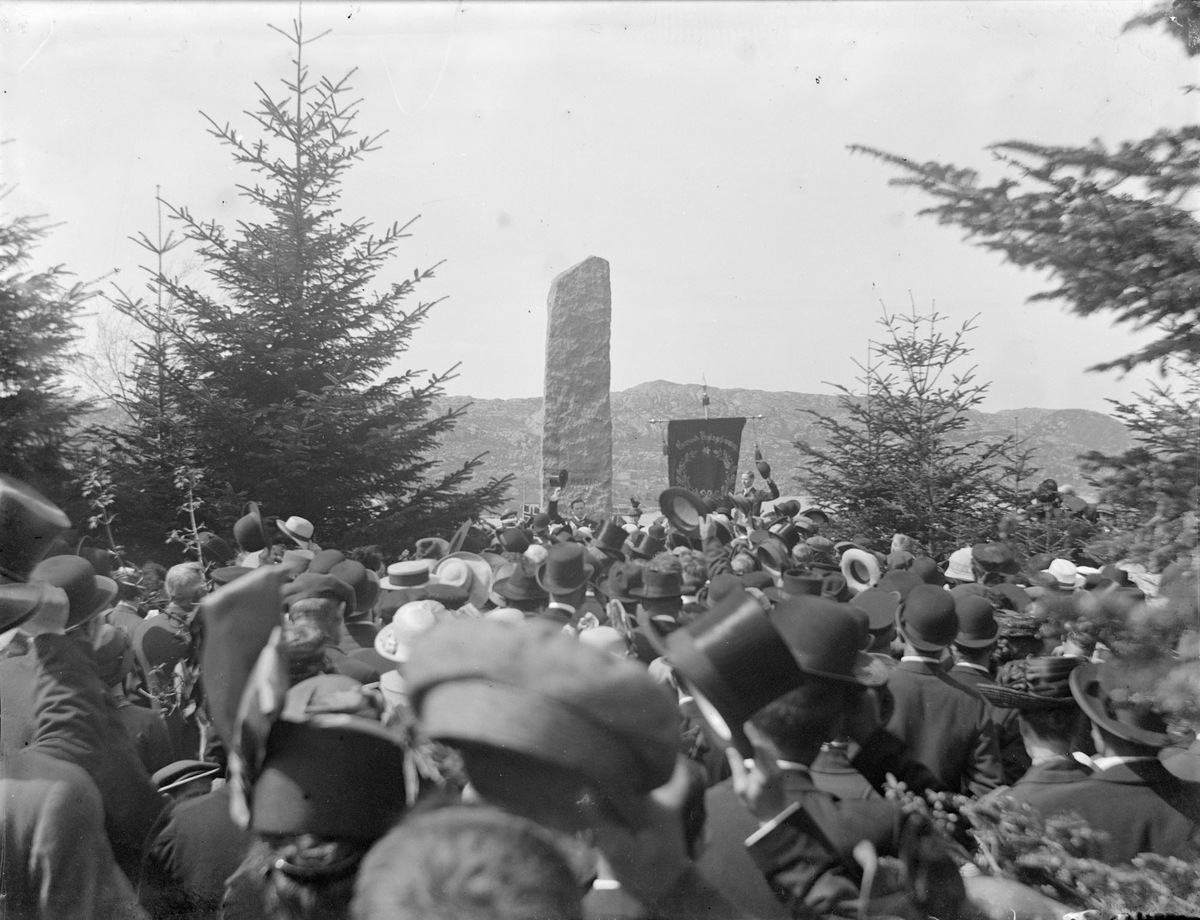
[29,555,118,632]
[276,516,315,549]
[375,600,451,663]
[434,552,494,609]
[1069,661,1173,748]
[976,657,1082,711]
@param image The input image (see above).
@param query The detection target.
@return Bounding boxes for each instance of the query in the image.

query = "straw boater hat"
[380,560,438,591]
[976,657,1083,711]
[433,552,494,609]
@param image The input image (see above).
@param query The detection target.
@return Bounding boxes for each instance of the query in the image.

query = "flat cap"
[406,619,679,799]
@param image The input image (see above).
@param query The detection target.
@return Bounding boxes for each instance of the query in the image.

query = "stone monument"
[541,256,613,517]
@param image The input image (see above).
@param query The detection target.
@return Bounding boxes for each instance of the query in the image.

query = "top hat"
[659,489,708,539]
[0,474,71,583]
[769,596,890,687]
[953,594,1000,648]
[1069,661,1172,748]
[29,555,118,632]
[665,591,806,756]
[593,520,629,555]
[277,516,315,549]
[536,543,594,596]
[626,526,666,561]
[494,558,550,603]
[233,501,269,553]
[763,568,825,603]
[767,521,802,551]
[976,657,1083,711]
[897,584,959,652]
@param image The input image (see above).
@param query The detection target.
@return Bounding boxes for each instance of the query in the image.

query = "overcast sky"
[2,1,1194,413]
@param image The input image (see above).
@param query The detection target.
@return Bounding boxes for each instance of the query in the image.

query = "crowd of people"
[1,465,1197,920]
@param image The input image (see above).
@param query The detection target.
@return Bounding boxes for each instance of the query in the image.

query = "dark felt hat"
[740,570,776,592]
[281,572,356,614]
[976,657,1083,711]
[598,562,643,604]
[407,619,679,803]
[75,536,114,579]
[414,537,451,560]
[767,521,802,551]
[850,587,902,632]
[876,570,923,602]
[252,710,408,844]
[897,584,959,652]
[196,531,236,567]
[1069,661,1173,748]
[498,527,531,555]
[630,567,683,601]
[659,488,708,538]
[133,617,190,676]
[755,459,772,479]
[0,473,71,583]
[799,507,830,524]
[494,558,550,603]
[531,512,552,532]
[233,501,269,554]
[0,583,52,634]
[909,556,945,587]
[329,560,380,614]
[626,526,666,561]
[992,582,1032,612]
[666,590,805,756]
[764,567,826,603]
[211,566,252,586]
[953,594,1001,648]
[536,543,594,595]
[755,538,790,573]
[771,500,801,519]
[153,759,223,795]
[770,596,890,687]
[972,542,1019,574]
[307,549,346,575]
[29,555,118,631]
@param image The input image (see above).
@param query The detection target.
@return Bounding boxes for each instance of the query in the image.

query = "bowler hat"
[665,590,805,756]
[897,584,959,652]
[233,501,269,553]
[536,543,594,595]
[282,572,356,615]
[277,516,315,548]
[770,596,890,687]
[850,587,902,632]
[407,620,679,804]
[196,532,236,566]
[0,474,71,583]
[1069,661,1172,748]
[876,570,923,602]
[659,488,709,539]
[29,555,118,631]
[498,527,531,555]
[953,594,1000,648]
[909,556,945,586]
[755,459,772,479]
[976,657,1083,711]
[494,558,550,603]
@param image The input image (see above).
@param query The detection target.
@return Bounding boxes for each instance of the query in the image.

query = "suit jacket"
[948,662,1030,784]
[884,658,1003,796]
[116,698,177,774]
[1024,759,1200,862]
[983,756,1092,815]
[698,769,907,919]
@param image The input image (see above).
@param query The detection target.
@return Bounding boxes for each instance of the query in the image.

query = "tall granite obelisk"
[541,256,613,517]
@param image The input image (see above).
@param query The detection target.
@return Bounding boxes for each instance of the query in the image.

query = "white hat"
[375,599,448,663]
[277,516,315,548]
[433,552,494,609]
[943,547,975,583]
[380,560,437,591]
[1042,558,1084,590]
[523,544,548,565]
[483,607,526,625]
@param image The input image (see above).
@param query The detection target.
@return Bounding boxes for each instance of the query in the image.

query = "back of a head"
[166,562,206,607]
[351,806,582,920]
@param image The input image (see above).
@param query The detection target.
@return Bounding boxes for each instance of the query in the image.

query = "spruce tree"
[794,306,1031,558]
[0,189,92,503]
[108,21,508,556]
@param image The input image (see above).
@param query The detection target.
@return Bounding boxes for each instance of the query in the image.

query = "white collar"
[901,655,941,665]
[547,601,576,615]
